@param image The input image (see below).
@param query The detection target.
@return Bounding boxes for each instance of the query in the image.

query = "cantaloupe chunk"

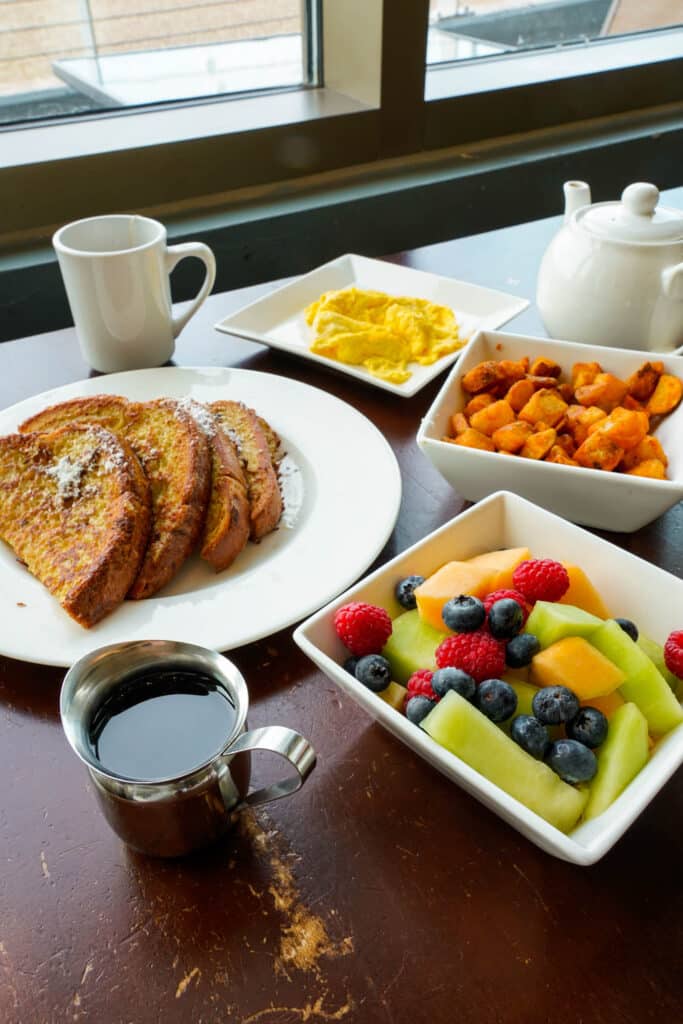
[466,546,531,591]
[531,636,625,700]
[415,561,495,632]
[584,690,625,718]
[559,565,611,618]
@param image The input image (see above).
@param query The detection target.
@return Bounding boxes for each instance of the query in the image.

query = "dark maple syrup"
[89,669,237,780]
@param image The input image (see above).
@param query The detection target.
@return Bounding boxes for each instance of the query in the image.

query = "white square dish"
[417,330,683,532]
[294,491,683,865]
[214,254,529,397]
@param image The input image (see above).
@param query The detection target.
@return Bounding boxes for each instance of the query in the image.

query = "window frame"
[1,1,681,248]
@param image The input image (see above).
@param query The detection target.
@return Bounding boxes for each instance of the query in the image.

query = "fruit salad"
[332,549,683,834]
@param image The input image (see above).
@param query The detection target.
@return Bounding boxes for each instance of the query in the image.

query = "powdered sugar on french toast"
[277,455,303,529]
[44,455,86,501]
[175,397,216,437]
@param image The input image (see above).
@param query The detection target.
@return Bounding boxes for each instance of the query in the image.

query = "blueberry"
[442,595,486,632]
[343,656,359,676]
[475,679,518,723]
[395,575,425,610]
[566,706,608,749]
[545,739,597,784]
[532,685,580,725]
[505,633,540,668]
[431,667,476,701]
[510,715,549,759]
[487,598,524,640]
[406,695,437,725]
[616,617,639,642]
[355,654,391,692]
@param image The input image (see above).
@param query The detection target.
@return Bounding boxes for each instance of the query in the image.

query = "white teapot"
[537,181,683,353]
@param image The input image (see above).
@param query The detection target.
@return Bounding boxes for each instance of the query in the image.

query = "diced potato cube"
[625,458,667,479]
[545,445,579,466]
[571,361,602,390]
[646,374,683,416]
[565,405,607,445]
[575,373,628,411]
[461,361,505,394]
[470,400,515,437]
[556,433,576,456]
[454,427,496,451]
[530,357,562,378]
[506,378,536,412]
[621,434,668,470]
[527,375,563,390]
[520,428,556,460]
[558,382,574,403]
[622,394,646,412]
[491,420,533,452]
[450,412,469,436]
[588,407,649,450]
[518,388,568,428]
[574,431,624,471]
[626,361,663,401]
[497,359,529,386]
[464,393,494,418]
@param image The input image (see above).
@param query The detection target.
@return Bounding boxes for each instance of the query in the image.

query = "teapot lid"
[577,183,683,244]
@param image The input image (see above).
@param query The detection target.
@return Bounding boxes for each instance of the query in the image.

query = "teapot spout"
[563,181,591,223]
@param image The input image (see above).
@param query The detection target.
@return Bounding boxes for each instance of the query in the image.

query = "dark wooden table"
[1,201,682,1024]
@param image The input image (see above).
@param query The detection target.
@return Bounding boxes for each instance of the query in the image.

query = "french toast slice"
[0,424,151,627]
[174,398,250,572]
[210,401,283,540]
[20,396,211,598]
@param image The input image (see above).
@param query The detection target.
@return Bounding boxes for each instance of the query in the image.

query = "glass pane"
[1,0,310,126]
[427,1,683,65]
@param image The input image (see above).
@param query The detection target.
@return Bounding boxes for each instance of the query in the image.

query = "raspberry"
[483,588,530,624]
[664,630,683,680]
[435,630,506,683]
[512,559,569,603]
[406,669,438,702]
[333,602,392,656]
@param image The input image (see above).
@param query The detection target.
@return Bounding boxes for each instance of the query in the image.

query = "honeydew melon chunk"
[590,619,683,736]
[381,609,443,685]
[421,691,588,834]
[638,634,680,695]
[525,601,602,650]
[558,565,611,618]
[583,703,649,820]
[415,561,495,632]
[465,547,531,592]
[530,636,625,700]
[378,681,408,711]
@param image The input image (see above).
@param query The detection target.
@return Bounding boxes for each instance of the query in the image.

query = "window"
[1,0,317,126]
[427,1,683,67]
[1,0,681,246]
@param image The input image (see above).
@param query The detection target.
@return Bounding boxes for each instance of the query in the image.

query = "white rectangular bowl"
[294,492,683,865]
[417,331,683,532]
[215,254,528,397]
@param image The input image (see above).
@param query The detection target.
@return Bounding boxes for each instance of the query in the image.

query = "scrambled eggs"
[305,287,462,384]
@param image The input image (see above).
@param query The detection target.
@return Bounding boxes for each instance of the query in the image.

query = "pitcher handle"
[165,242,216,338]
[226,726,316,808]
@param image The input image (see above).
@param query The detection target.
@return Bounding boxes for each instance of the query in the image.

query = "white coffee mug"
[53,214,216,373]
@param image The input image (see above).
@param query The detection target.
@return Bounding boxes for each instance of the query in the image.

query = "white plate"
[418,330,683,532]
[214,254,529,397]
[294,491,683,865]
[0,367,402,667]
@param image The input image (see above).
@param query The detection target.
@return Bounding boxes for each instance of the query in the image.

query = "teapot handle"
[662,261,683,302]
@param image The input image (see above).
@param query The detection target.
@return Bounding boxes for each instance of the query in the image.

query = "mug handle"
[165,242,217,338]
[225,726,316,808]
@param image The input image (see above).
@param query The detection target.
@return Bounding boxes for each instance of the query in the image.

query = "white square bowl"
[294,492,683,865]
[417,330,683,532]
[215,254,528,397]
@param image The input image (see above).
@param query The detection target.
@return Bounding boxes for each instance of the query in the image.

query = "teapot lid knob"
[621,182,659,218]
